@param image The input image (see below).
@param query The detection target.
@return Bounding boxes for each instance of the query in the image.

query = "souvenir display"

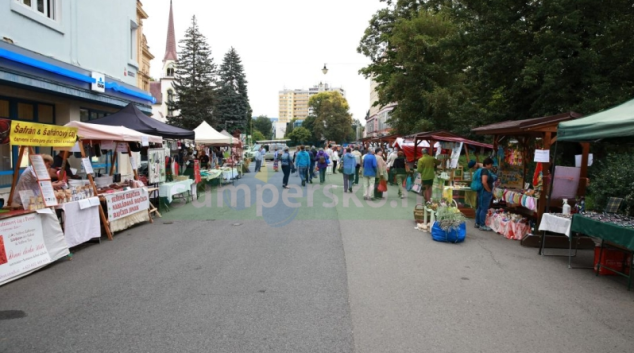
[485,208,531,240]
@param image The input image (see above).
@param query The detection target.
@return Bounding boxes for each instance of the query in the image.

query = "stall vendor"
[53,151,81,180]
[198,150,210,169]
[12,154,65,207]
[417,150,441,202]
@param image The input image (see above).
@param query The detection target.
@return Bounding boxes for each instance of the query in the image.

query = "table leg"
[596,239,604,277]
[423,208,428,225]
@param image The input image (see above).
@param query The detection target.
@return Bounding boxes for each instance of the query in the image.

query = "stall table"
[537,213,592,268]
[159,179,195,211]
[485,212,531,240]
[56,198,101,247]
[571,214,634,290]
[100,188,151,233]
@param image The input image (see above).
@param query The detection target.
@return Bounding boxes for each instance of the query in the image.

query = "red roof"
[163,0,177,62]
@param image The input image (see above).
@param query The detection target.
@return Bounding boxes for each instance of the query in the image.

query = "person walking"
[392,150,409,199]
[254,147,264,173]
[361,149,377,200]
[315,148,329,184]
[273,148,280,172]
[295,145,311,186]
[332,147,340,174]
[374,149,387,199]
[386,148,397,185]
[280,147,292,189]
[341,147,356,193]
[309,147,317,183]
[477,158,495,231]
[351,146,362,185]
[417,150,440,202]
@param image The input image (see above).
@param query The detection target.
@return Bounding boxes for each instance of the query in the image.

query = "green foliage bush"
[588,153,634,215]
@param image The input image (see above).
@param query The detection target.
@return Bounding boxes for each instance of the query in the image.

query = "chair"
[605,197,623,214]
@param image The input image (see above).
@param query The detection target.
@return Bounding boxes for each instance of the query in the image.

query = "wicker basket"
[414,204,426,222]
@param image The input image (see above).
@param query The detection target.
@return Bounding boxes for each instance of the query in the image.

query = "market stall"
[556,98,634,288]
[472,112,589,242]
[65,121,162,235]
[1,120,75,286]
[194,122,240,185]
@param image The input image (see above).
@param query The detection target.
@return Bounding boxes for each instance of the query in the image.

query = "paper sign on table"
[534,149,550,163]
[78,199,92,210]
[574,154,593,167]
[88,197,100,207]
[38,181,59,206]
[29,155,50,180]
[101,141,115,150]
[81,158,94,174]
[141,136,149,147]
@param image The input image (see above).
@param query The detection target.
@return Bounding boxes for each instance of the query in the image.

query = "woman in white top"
[332,147,340,174]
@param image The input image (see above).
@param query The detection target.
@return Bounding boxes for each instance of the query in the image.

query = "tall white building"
[278,83,345,124]
[150,0,178,122]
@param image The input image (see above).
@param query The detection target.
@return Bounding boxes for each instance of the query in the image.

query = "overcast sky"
[142,0,386,126]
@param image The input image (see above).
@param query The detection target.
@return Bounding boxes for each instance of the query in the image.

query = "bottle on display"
[562,199,571,215]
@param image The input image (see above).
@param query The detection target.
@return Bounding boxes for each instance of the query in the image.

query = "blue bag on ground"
[431,222,466,243]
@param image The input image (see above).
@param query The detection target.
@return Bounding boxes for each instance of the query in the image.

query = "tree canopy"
[253,116,273,139]
[168,16,217,130]
[308,91,354,143]
[215,47,252,134]
[288,127,311,145]
[359,0,634,136]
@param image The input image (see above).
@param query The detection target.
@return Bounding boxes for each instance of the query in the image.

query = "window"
[80,108,110,122]
[16,0,57,20]
[130,20,138,61]
[167,89,174,117]
[166,64,174,77]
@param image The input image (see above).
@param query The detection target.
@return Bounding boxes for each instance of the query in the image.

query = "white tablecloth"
[538,213,572,237]
[56,198,101,247]
[159,179,194,203]
[222,168,238,181]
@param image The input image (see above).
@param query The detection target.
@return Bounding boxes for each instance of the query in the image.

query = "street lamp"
[322,64,328,75]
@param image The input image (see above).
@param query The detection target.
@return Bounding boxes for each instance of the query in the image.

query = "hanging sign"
[81,158,94,174]
[104,188,149,221]
[100,141,115,150]
[141,136,149,147]
[38,180,58,207]
[116,143,129,153]
[10,121,77,147]
[534,149,550,163]
[29,155,50,180]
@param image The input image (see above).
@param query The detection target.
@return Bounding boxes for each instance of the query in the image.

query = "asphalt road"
[1,162,633,353]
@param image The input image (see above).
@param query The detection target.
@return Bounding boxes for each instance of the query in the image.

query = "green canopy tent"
[558,98,634,142]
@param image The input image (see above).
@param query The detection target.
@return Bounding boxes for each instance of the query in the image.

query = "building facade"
[365,78,394,138]
[150,0,177,122]
[136,0,154,92]
[0,0,156,191]
[278,83,346,124]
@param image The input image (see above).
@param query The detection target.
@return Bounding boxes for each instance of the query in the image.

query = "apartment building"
[278,83,346,124]
[365,78,395,138]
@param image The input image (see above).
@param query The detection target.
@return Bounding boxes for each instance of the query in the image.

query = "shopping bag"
[377,179,388,192]
[406,176,413,191]
[431,222,466,243]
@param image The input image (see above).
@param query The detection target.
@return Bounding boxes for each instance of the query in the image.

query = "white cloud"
[142,0,385,126]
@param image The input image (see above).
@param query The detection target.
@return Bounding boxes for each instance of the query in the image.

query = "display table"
[539,213,572,237]
[221,168,239,181]
[0,211,70,286]
[485,211,530,240]
[450,187,477,218]
[571,214,634,290]
[56,198,101,247]
[158,179,194,211]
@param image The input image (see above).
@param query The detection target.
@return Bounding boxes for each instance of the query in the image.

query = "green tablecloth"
[571,214,634,250]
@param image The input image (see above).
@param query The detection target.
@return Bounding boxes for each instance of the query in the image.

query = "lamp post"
[322,63,328,75]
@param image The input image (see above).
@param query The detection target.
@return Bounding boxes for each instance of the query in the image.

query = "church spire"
[163,0,177,62]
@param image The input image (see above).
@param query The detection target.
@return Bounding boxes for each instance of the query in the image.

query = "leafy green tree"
[215,47,252,134]
[168,16,217,129]
[284,118,298,138]
[252,130,265,143]
[288,127,311,145]
[253,116,273,139]
[308,91,353,143]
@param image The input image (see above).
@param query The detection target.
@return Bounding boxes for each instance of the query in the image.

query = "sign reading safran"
[10,121,77,147]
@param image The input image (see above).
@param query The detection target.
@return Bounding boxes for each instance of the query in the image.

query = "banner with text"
[10,121,77,147]
[104,188,150,221]
[0,214,49,284]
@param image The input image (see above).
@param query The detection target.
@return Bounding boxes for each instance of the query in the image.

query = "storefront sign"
[91,72,105,93]
[104,188,149,222]
[10,121,77,147]
[0,214,50,282]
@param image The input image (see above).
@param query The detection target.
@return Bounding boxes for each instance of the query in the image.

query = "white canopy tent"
[194,121,232,145]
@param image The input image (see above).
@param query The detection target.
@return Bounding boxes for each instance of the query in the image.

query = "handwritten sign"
[498,166,524,190]
[534,149,550,163]
[104,188,149,221]
[29,155,50,180]
[10,121,77,147]
[81,158,94,174]
[0,214,50,282]
[38,181,58,207]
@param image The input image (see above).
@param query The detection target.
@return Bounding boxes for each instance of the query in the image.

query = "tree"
[252,130,265,143]
[308,91,353,143]
[168,16,217,129]
[253,115,273,139]
[215,47,252,134]
[284,118,298,138]
[288,127,311,145]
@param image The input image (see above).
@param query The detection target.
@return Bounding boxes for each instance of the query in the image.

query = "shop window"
[17,103,34,120]
[38,104,54,123]
[80,108,89,122]
[16,0,57,20]
[0,100,8,117]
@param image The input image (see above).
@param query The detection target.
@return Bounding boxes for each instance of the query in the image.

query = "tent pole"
[540,139,558,256]
[7,146,26,207]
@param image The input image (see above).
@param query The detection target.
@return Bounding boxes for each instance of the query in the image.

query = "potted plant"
[431,202,467,243]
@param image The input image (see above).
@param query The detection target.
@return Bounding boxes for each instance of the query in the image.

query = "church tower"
[150,0,178,122]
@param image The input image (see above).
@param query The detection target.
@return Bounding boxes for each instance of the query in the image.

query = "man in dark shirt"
[52,151,81,180]
[477,158,495,231]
